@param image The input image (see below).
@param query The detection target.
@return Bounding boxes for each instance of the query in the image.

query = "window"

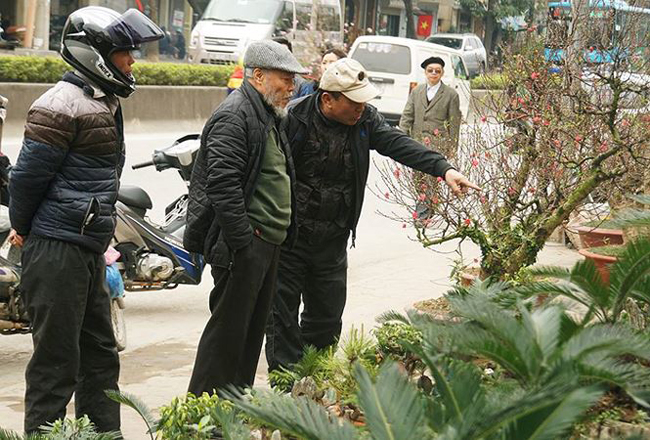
[427,36,463,50]
[295,1,312,30]
[451,55,469,80]
[352,42,411,74]
[274,1,294,35]
[316,4,340,31]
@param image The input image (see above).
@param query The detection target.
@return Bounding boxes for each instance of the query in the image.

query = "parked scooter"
[0,22,23,50]
[0,134,206,351]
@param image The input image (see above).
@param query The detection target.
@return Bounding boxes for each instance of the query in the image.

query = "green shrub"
[157,392,235,439]
[0,56,234,86]
[470,73,507,90]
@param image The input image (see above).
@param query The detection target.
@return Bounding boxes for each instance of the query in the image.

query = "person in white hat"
[184,40,308,394]
[265,58,479,373]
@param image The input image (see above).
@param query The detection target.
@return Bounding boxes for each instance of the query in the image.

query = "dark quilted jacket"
[9,72,125,254]
[184,80,297,265]
[286,93,454,243]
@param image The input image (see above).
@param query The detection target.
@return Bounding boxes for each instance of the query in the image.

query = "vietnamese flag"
[417,15,433,37]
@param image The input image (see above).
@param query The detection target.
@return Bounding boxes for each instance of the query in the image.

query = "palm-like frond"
[577,359,650,407]
[0,429,32,440]
[225,388,357,440]
[353,362,431,440]
[498,383,604,440]
[558,323,650,363]
[529,262,611,317]
[104,389,157,439]
[210,405,251,440]
[444,296,544,383]
[609,239,650,319]
[420,356,485,432]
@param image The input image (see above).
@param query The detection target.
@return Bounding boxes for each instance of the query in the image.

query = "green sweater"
[248,127,292,245]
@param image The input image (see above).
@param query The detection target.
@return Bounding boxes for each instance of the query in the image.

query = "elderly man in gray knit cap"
[185,40,308,394]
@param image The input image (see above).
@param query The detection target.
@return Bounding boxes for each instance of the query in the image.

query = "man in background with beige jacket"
[399,56,462,156]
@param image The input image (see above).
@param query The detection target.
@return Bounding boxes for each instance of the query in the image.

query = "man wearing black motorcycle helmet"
[8,6,163,434]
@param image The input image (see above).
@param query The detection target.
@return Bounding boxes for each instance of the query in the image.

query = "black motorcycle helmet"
[61,7,163,98]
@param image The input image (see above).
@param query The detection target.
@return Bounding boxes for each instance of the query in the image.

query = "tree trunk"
[146,0,160,62]
[403,0,416,39]
[483,0,497,55]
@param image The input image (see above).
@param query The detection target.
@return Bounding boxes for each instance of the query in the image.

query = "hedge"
[0,56,235,86]
[470,73,507,90]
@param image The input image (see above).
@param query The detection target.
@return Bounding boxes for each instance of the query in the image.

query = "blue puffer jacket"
[9,72,125,254]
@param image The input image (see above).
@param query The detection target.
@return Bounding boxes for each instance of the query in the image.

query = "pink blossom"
[423,136,431,146]
[480,116,487,123]
[420,183,428,191]
[432,197,440,204]
[412,211,418,220]
[532,116,542,124]
[464,218,471,226]
[384,192,390,199]
[418,193,426,202]
[575,135,583,142]
[621,119,631,127]
[543,120,550,126]
[530,72,540,80]
[402,223,407,229]
[436,177,443,183]
[480,195,487,203]
[472,159,479,167]
[433,129,440,136]
[393,168,401,179]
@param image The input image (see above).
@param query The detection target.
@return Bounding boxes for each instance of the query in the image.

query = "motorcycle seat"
[118,185,153,211]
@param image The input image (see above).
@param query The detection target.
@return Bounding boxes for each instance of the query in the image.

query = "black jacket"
[9,72,124,254]
[184,80,297,264]
[286,93,454,242]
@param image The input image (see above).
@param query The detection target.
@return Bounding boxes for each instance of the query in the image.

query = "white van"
[188,0,343,65]
[349,36,472,126]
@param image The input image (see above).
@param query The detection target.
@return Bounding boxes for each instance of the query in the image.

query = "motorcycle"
[0,134,206,351]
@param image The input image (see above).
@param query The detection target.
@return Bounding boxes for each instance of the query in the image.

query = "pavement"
[0,127,584,438]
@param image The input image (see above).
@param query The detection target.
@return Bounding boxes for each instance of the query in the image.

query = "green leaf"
[610,239,650,319]
[353,362,430,440]
[104,389,157,439]
[503,384,604,440]
[225,388,357,440]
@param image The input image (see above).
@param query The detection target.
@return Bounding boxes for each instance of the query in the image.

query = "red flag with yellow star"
[417,15,433,37]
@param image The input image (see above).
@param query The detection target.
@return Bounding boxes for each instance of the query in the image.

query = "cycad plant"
[226,354,605,439]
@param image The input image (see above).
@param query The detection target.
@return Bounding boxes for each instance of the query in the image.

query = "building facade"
[1,0,193,53]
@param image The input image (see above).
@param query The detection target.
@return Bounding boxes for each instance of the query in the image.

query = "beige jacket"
[399,82,461,155]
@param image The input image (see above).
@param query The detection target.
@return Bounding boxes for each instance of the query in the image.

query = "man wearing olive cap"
[399,56,462,156]
[265,58,479,373]
[184,40,308,393]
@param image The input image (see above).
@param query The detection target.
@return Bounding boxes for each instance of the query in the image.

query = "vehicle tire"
[110,297,127,352]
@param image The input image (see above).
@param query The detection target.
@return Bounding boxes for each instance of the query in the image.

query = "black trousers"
[188,235,280,394]
[265,232,348,371]
[21,236,120,434]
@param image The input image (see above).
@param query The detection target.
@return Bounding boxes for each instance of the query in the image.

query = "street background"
[0,126,582,437]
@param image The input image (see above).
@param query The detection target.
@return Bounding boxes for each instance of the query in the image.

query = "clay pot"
[459,267,484,287]
[578,248,618,284]
[574,225,624,248]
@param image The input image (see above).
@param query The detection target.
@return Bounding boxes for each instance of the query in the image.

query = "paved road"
[0,127,582,437]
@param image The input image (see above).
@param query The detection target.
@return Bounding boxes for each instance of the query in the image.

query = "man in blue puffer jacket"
[8,7,162,434]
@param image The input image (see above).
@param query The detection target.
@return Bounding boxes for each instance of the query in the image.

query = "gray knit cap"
[244,40,309,74]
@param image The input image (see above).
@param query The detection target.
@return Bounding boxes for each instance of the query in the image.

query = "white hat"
[319,58,379,103]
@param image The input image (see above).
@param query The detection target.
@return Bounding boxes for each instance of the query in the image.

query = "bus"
[188,0,343,65]
[545,0,650,64]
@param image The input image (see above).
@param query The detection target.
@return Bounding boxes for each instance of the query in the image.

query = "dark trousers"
[21,236,120,434]
[188,236,280,394]
[265,232,348,371]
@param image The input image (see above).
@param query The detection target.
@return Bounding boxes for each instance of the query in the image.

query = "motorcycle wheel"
[110,297,127,352]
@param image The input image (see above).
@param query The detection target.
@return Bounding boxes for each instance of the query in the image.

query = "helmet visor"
[106,9,164,50]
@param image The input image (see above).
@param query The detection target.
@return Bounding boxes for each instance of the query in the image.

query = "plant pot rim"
[573,225,623,235]
[578,248,619,262]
